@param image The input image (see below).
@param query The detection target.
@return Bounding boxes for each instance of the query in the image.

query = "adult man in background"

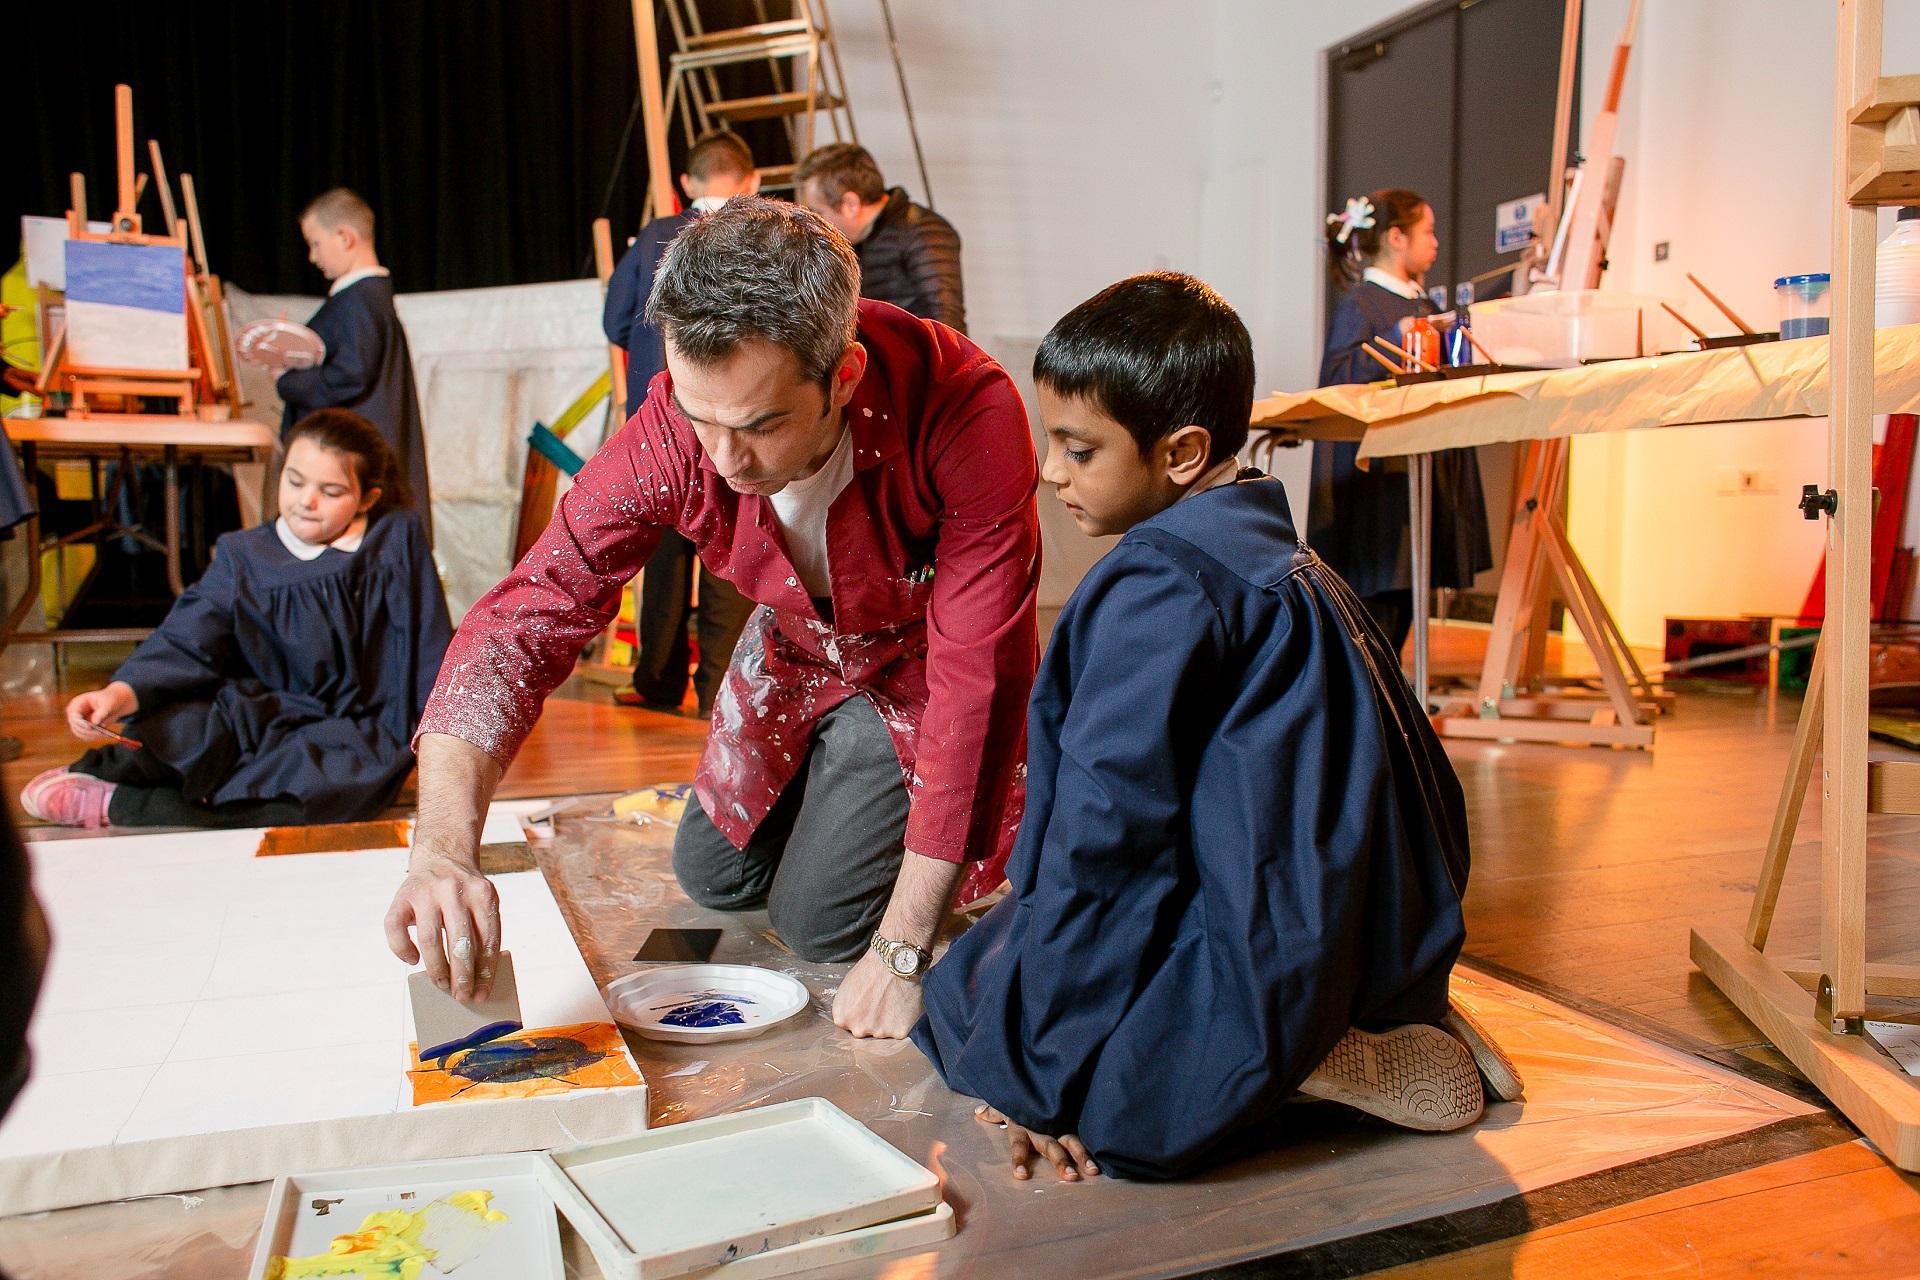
[796,144,966,334]
[602,130,760,716]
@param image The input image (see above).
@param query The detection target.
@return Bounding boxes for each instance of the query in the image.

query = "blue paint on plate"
[660,999,748,1028]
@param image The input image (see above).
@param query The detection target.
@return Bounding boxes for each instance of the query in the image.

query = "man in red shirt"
[384,199,1039,1038]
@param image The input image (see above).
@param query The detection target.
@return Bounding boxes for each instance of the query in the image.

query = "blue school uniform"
[78,508,451,823]
[1310,281,1490,598]
[913,472,1470,1179]
[276,276,434,541]
[604,211,694,412]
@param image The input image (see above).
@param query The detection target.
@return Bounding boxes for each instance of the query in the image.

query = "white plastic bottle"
[1879,207,1920,329]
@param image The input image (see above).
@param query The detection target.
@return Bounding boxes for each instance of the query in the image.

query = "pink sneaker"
[20,769,115,828]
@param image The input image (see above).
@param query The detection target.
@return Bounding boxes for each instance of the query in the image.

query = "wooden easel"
[1691,0,1920,1172]
[1433,434,1664,748]
[34,85,233,419]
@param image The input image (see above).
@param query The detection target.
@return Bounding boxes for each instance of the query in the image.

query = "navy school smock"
[105,508,451,821]
[1310,281,1490,598]
[276,276,434,542]
[912,472,1471,1180]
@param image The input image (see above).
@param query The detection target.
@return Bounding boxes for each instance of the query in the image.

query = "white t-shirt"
[768,426,855,597]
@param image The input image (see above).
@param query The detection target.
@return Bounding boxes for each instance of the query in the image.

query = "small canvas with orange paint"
[408,1022,641,1106]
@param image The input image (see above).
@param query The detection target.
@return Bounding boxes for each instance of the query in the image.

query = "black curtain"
[13,1,670,295]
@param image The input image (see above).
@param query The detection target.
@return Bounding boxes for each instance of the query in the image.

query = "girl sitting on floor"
[22,409,451,829]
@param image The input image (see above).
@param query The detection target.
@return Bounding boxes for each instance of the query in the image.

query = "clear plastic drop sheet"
[0,805,1815,1279]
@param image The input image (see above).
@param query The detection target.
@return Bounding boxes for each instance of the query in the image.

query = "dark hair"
[685,130,754,182]
[300,187,375,242]
[1326,187,1429,288]
[646,197,859,388]
[1034,272,1253,465]
[285,409,409,513]
[793,143,887,205]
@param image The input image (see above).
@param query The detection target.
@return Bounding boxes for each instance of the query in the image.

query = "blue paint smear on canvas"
[444,1034,599,1082]
[64,241,184,312]
[660,1000,747,1028]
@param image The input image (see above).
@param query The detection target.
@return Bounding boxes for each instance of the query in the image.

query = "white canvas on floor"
[0,821,648,1215]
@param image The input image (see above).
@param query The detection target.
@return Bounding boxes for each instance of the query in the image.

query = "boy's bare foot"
[1300,1023,1484,1131]
[1442,1004,1526,1102]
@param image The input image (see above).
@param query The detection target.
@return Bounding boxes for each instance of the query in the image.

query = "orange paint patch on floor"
[407,1021,640,1106]
[254,819,413,857]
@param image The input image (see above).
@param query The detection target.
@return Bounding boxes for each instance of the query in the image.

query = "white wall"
[1569,0,1920,646]
[825,0,1415,603]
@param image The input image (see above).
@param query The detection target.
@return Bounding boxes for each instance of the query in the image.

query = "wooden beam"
[592,218,628,423]
[1434,712,1653,748]
[1824,0,1882,1022]
[1777,959,1920,998]
[147,140,179,238]
[630,0,677,219]
[1692,926,1920,1171]
[113,84,137,231]
[1750,639,1824,949]
[179,173,209,274]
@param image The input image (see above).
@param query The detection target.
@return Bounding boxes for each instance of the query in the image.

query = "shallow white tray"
[246,1152,563,1280]
[607,964,810,1043]
[536,1097,942,1280]
[686,1200,954,1279]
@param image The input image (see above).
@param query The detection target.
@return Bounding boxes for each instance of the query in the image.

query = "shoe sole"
[1300,1023,1485,1132]
[1443,1005,1526,1103]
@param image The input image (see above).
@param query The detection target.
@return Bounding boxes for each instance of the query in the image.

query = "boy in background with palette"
[276,188,434,542]
[913,273,1521,1182]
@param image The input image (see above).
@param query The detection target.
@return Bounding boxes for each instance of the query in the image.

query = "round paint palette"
[236,319,326,370]
[606,964,811,1043]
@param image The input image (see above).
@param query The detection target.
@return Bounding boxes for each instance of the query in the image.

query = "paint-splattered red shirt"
[418,300,1040,904]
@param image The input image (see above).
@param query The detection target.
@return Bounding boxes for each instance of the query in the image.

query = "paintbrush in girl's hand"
[79,722,141,750]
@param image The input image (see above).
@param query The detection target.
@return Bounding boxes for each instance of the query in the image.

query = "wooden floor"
[5,625,1919,1275]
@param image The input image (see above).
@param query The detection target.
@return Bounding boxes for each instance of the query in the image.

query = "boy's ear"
[678,173,694,201]
[1162,425,1215,485]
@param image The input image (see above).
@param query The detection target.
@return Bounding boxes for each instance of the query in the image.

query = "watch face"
[888,946,922,976]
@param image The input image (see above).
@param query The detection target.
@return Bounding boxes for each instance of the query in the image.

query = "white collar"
[276,514,367,559]
[689,196,729,213]
[329,265,391,296]
[1362,266,1425,301]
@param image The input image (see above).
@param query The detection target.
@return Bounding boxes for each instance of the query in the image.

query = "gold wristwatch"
[870,931,932,981]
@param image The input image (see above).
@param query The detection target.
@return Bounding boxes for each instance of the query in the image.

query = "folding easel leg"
[1553,509,1654,699]
[1748,637,1824,950]
[1476,450,1550,711]
[1540,517,1642,730]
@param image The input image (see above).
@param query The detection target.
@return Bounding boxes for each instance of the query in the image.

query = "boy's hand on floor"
[975,1105,1100,1182]
[831,950,924,1038]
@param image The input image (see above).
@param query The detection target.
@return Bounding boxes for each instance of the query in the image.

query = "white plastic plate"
[607,964,810,1043]
[536,1097,943,1280]
[689,1200,954,1279]
[246,1152,563,1280]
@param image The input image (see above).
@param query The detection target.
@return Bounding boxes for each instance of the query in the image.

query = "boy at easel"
[275,189,433,542]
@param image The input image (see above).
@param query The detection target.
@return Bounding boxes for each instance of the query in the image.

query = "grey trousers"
[672,696,909,962]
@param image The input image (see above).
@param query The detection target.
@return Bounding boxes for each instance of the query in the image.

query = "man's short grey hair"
[646,197,861,387]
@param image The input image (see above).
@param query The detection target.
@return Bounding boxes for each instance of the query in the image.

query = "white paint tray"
[246,1152,563,1280]
[535,1097,944,1279]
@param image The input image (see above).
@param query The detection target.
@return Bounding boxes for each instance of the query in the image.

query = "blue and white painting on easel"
[64,240,188,371]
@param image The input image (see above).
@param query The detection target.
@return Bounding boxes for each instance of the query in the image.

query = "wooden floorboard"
[7,622,1920,1267]
[1364,1141,1920,1278]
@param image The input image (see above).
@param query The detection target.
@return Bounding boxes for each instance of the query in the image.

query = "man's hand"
[975,1105,1100,1182]
[384,851,500,1003]
[66,682,138,741]
[831,949,925,1038]
[387,733,508,1002]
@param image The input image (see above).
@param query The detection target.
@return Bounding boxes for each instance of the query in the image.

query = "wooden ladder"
[657,0,857,204]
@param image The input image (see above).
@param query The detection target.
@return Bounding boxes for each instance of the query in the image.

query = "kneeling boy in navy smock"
[912,273,1521,1182]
